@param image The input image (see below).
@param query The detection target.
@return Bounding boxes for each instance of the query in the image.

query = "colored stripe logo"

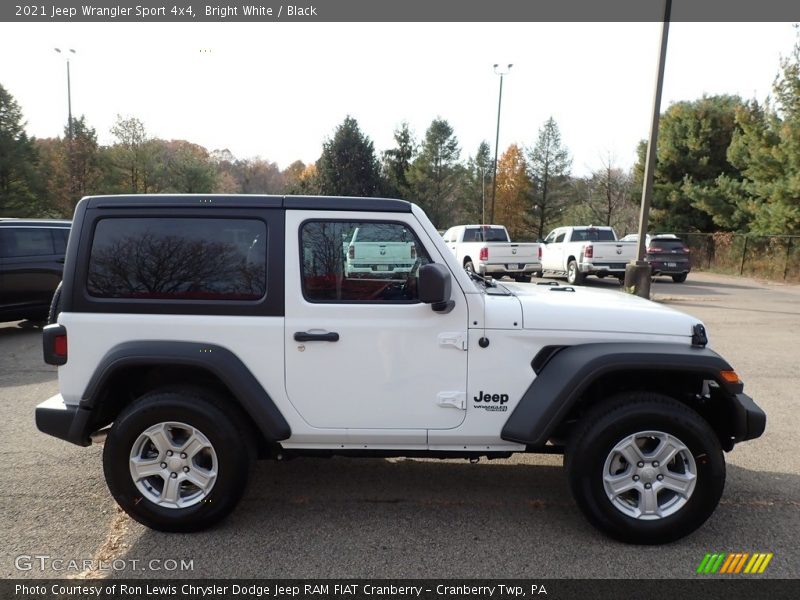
[697,552,773,574]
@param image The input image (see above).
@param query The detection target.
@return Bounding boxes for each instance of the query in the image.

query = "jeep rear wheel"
[103,388,253,532]
[565,392,725,544]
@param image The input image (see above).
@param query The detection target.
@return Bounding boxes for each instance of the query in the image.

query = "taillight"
[584,245,593,258]
[348,244,354,259]
[648,246,663,253]
[43,324,67,366]
[410,243,416,259]
[54,335,68,358]
[479,247,488,261]
[538,246,542,259]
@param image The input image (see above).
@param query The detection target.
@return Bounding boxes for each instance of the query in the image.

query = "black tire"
[514,275,532,283]
[672,273,688,283]
[596,273,607,279]
[565,392,725,544]
[566,260,584,285]
[47,282,63,325]
[103,388,254,532]
[532,271,543,278]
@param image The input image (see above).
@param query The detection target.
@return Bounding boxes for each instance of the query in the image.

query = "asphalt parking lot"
[1,271,798,580]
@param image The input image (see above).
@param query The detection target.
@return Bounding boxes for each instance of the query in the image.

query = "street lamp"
[490,63,512,224]
[54,48,76,139]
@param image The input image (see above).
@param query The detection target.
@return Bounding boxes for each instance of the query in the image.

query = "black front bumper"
[35,395,93,447]
[731,393,766,443]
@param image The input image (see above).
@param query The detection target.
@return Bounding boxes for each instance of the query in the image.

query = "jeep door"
[284,211,468,435]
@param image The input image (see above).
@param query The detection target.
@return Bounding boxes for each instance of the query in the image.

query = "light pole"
[490,63,512,224]
[54,48,76,139]
[480,163,491,224]
[55,48,77,200]
[624,0,671,298]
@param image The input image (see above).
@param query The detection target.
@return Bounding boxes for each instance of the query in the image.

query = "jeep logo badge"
[473,390,509,412]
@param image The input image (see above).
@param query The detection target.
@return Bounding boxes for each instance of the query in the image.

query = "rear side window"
[0,228,56,257]
[87,218,266,301]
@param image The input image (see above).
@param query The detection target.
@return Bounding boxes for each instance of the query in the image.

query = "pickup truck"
[36,195,764,544]
[442,224,541,282]
[540,226,637,285]
[344,223,417,278]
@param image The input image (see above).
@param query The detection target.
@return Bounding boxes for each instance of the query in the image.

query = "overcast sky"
[0,22,797,177]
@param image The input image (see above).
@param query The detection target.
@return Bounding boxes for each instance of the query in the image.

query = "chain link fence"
[677,232,800,283]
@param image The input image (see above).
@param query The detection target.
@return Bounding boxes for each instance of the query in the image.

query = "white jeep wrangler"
[36,195,765,544]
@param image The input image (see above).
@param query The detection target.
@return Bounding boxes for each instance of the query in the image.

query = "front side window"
[87,218,266,301]
[301,220,431,302]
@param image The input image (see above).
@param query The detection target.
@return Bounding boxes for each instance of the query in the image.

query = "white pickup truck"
[344,223,417,278]
[442,224,541,282]
[540,226,637,285]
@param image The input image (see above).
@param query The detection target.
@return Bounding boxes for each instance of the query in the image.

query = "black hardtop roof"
[0,218,71,227]
[82,194,412,213]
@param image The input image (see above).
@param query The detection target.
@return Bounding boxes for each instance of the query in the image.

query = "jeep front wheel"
[103,388,253,532]
[565,392,725,544]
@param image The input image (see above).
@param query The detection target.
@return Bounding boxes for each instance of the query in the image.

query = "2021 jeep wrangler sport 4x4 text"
[36,195,765,543]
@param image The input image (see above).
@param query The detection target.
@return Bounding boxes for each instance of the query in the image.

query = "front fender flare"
[501,342,740,446]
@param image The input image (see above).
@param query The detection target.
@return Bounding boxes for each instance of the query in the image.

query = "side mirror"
[418,263,454,313]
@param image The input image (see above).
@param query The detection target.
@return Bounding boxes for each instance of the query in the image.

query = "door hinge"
[436,391,466,410]
[438,332,467,351]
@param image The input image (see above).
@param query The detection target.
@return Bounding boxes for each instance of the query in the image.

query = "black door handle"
[294,331,340,342]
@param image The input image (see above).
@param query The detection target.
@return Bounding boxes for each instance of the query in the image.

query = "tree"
[157,140,216,193]
[407,118,462,229]
[583,153,636,231]
[460,141,492,224]
[527,117,572,238]
[493,144,530,240]
[723,34,800,235]
[0,84,39,216]
[233,157,284,194]
[34,138,70,215]
[632,95,747,232]
[283,160,319,194]
[109,115,158,193]
[382,122,415,199]
[316,116,382,196]
[67,116,102,204]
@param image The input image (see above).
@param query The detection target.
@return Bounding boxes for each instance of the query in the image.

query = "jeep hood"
[506,283,698,339]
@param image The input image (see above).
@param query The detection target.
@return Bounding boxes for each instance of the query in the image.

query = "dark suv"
[647,235,691,283]
[0,219,71,322]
